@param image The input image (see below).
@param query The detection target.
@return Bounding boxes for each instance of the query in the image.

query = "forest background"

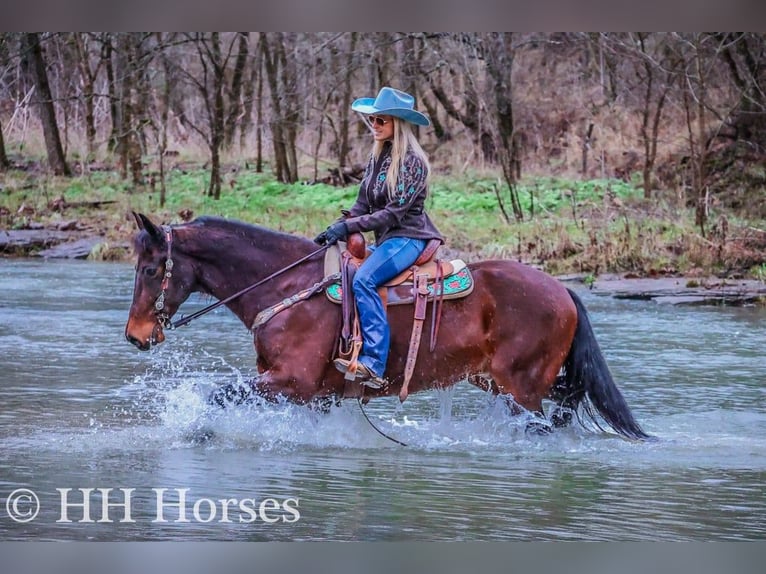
[0,32,764,279]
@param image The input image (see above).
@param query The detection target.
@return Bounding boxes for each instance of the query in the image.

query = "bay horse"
[125,213,651,441]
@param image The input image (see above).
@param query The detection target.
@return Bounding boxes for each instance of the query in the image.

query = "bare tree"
[424,33,498,161]
[172,32,242,198]
[251,38,264,172]
[0,34,13,170]
[21,33,70,175]
[672,33,722,235]
[431,33,524,219]
[482,33,524,221]
[601,33,681,198]
[109,32,154,185]
[716,32,766,152]
[223,32,249,151]
[70,32,108,159]
[147,33,175,207]
[261,32,300,183]
[337,32,358,173]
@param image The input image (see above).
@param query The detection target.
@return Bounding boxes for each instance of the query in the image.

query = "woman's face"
[368,115,395,141]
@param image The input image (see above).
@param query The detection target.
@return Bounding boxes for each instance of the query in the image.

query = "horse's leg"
[307,395,343,413]
[208,373,341,411]
[208,377,264,408]
[484,342,565,434]
[547,372,578,428]
[466,373,497,393]
[467,373,553,435]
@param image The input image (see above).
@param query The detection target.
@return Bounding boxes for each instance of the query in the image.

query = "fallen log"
[589,276,766,306]
[48,197,117,211]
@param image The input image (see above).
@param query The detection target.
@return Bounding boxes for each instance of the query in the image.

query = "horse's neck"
[190,239,321,328]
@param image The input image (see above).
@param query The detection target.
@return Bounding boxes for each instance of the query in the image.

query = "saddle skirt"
[323,242,474,306]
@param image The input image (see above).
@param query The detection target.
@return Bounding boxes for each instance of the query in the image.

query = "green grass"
[2,166,764,277]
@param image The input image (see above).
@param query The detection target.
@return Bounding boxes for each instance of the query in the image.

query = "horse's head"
[125,212,194,350]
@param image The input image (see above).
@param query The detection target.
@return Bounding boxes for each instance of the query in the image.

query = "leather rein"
[152,225,329,331]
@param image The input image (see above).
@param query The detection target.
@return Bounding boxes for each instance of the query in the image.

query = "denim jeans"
[352,237,427,377]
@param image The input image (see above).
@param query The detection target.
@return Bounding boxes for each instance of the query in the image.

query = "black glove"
[314,222,347,246]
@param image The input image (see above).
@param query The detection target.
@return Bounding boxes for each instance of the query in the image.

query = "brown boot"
[333,358,384,389]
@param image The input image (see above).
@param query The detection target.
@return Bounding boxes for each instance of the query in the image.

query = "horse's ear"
[131,211,144,230]
[136,213,163,243]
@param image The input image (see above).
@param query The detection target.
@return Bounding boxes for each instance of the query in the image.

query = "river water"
[0,259,764,541]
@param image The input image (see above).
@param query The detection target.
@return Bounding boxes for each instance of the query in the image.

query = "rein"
[155,226,329,330]
[357,398,407,447]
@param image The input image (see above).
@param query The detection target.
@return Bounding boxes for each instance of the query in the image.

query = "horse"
[125,212,651,441]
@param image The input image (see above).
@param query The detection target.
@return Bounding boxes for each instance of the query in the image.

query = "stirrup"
[333,358,384,390]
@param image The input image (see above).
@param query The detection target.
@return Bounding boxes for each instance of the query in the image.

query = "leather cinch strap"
[399,271,430,403]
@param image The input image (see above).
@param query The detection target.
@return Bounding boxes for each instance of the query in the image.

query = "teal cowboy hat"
[351,87,430,127]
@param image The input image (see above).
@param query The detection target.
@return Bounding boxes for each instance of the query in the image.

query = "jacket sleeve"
[344,154,428,234]
[334,156,373,223]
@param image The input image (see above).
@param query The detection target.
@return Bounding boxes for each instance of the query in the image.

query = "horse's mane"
[180,216,313,255]
[187,216,290,239]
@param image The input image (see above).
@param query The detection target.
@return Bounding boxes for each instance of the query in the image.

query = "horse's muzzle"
[125,320,165,351]
[126,333,152,351]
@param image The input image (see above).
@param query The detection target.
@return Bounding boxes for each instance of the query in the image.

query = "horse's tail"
[553,288,652,441]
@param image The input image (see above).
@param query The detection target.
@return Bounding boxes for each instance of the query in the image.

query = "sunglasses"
[367,115,390,127]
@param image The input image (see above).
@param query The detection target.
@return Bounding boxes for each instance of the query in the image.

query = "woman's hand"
[313,222,348,245]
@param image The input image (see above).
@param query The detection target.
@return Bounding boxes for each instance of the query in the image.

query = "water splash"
[128,347,591,453]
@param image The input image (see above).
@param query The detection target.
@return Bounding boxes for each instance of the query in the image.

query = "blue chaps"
[352,237,426,377]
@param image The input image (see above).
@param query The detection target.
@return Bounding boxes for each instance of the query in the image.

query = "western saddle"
[328,233,466,402]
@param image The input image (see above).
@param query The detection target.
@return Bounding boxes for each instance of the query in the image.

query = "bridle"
[147,224,330,332]
[153,225,175,330]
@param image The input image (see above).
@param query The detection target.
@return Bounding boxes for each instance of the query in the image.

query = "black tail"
[555,288,652,441]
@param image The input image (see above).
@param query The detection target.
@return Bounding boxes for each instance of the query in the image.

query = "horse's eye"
[144,266,158,277]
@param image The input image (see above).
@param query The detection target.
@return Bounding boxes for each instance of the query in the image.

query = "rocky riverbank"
[559,274,766,306]
[0,222,130,259]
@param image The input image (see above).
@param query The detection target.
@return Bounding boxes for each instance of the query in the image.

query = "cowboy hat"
[351,87,430,127]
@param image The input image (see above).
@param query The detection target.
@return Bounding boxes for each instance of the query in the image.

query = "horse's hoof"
[208,382,256,408]
[550,407,574,428]
[184,427,216,444]
[525,420,553,436]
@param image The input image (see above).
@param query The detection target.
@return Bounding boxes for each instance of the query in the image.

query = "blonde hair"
[370,118,430,202]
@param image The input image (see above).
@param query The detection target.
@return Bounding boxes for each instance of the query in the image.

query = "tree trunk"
[277,36,299,183]
[0,117,9,170]
[23,33,70,176]
[262,33,292,183]
[254,39,263,172]
[337,32,357,172]
[207,32,224,199]
[111,33,145,185]
[581,122,594,178]
[223,32,249,150]
[104,34,120,153]
[484,33,523,221]
[72,33,98,158]
[154,33,172,208]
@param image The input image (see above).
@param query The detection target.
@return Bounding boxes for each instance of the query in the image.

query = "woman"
[314,86,444,388]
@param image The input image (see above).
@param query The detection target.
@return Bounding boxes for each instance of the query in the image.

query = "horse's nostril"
[126,334,149,351]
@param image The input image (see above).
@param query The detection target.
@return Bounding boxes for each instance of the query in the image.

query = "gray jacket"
[343,143,444,246]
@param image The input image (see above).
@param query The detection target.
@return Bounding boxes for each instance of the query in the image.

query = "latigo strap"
[400,271,431,403]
